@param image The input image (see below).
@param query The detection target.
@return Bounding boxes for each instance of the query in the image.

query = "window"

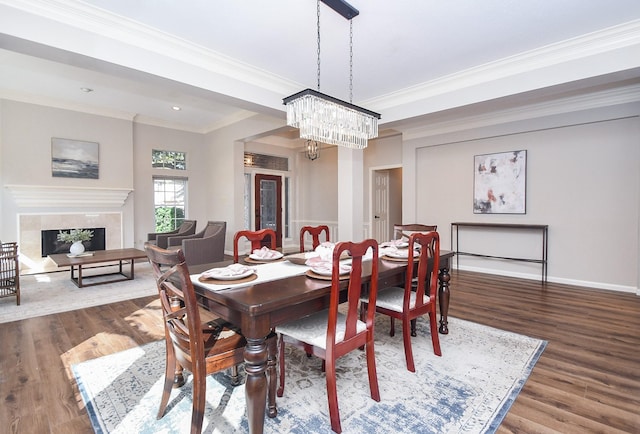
[152,149,186,170]
[153,176,187,232]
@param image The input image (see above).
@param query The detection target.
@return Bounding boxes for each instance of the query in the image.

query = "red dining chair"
[388,224,438,336]
[233,228,277,263]
[145,242,277,433]
[277,239,380,433]
[365,231,441,372]
[299,225,330,252]
[393,223,437,241]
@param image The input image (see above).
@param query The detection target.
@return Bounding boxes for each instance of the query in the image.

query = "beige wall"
[1,100,135,246]
[405,104,640,292]
[2,98,639,292]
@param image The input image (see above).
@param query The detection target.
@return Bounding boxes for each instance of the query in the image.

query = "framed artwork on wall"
[51,138,99,179]
[473,150,526,214]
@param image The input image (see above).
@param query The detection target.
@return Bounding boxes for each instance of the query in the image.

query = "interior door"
[254,174,282,248]
[372,170,390,242]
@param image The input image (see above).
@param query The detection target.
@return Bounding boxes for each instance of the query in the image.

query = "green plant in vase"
[58,229,94,255]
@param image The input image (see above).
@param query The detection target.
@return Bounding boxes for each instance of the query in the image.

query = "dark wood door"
[254,174,282,248]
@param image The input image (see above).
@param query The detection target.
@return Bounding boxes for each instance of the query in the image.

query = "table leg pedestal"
[244,337,268,434]
[438,267,451,334]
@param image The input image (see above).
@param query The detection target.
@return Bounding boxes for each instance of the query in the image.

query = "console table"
[450,222,548,283]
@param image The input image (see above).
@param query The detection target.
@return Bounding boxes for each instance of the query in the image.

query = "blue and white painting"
[473,150,526,214]
[52,138,99,179]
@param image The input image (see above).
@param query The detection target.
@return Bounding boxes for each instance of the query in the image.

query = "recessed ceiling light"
[80,87,93,93]
[172,106,181,111]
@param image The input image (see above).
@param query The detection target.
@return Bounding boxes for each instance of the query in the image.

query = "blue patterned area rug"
[72,317,546,434]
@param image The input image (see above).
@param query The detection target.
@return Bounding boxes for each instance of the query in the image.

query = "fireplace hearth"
[41,228,106,257]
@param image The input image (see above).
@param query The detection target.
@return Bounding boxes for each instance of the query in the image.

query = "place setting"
[304,255,352,280]
[243,246,284,264]
[380,238,420,262]
[197,263,257,286]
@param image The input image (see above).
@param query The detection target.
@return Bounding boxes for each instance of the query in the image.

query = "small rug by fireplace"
[72,317,546,433]
[0,262,156,324]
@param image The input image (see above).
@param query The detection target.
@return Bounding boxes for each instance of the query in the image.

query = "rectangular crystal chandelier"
[284,88,380,149]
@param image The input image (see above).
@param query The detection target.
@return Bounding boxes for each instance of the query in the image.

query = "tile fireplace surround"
[18,212,123,273]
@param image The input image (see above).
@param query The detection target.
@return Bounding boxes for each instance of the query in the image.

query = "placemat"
[305,270,350,281]
[244,257,284,264]
[198,273,258,285]
[381,254,418,262]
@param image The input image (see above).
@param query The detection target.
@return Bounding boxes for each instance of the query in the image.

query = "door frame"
[369,164,402,242]
[255,173,283,248]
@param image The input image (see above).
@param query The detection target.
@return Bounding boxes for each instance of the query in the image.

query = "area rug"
[72,316,546,434]
[0,262,156,324]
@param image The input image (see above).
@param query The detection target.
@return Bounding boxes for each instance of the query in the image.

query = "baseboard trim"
[455,265,638,295]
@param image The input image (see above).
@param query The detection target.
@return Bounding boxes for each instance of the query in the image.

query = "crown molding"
[401,84,640,141]
[366,19,640,112]
[1,0,301,96]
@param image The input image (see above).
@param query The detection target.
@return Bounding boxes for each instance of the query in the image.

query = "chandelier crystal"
[285,89,380,150]
[284,0,380,150]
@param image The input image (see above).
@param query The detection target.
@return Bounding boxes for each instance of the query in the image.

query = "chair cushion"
[370,286,428,312]
[276,310,366,350]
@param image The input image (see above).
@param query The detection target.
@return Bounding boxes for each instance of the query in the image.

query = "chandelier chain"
[349,20,353,103]
[316,0,321,91]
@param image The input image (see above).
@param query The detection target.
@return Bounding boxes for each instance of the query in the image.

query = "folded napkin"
[381,247,419,258]
[305,255,352,275]
[251,246,281,259]
[380,237,409,248]
[314,241,336,261]
[202,263,254,279]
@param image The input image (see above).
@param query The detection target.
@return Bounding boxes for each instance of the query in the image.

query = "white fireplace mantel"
[6,185,132,208]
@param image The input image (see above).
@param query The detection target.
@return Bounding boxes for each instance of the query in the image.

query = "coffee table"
[48,248,148,288]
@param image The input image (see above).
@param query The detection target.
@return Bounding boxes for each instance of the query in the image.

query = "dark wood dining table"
[190,249,454,434]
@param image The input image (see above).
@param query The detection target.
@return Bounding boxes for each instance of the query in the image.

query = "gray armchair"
[147,220,197,249]
[168,221,226,265]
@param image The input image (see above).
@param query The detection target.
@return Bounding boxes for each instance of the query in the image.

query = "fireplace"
[41,228,107,257]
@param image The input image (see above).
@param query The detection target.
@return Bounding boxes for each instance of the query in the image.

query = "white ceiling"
[1,0,640,143]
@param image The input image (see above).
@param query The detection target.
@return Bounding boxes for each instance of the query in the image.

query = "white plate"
[385,249,418,259]
[311,264,352,276]
[202,266,254,280]
[249,251,283,261]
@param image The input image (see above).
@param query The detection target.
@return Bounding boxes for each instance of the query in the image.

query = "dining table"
[189,249,455,434]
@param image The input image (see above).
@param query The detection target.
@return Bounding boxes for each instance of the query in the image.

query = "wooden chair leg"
[410,318,417,337]
[277,334,285,397]
[389,317,395,337]
[429,311,442,356]
[402,317,416,372]
[230,365,240,386]
[157,343,175,419]
[365,337,381,402]
[325,358,342,434]
[190,368,206,434]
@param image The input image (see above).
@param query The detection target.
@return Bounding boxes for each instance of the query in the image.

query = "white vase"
[70,240,85,256]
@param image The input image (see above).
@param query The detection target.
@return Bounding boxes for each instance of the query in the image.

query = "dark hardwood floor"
[1,270,638,433]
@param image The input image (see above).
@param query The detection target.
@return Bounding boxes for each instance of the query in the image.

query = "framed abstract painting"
[473,150,526,214]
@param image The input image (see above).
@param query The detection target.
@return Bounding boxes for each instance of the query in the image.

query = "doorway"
[371,166,402,242]
[255,174,282,248]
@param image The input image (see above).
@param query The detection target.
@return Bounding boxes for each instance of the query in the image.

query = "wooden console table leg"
[438,267,451,334]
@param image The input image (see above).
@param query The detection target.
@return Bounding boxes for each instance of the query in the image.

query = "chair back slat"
[327,239,378,348]
[145,243,204,368]
[299,225,330,252]
[393,223,437,241]
[406,232,440,310]
[233,229,277,262]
